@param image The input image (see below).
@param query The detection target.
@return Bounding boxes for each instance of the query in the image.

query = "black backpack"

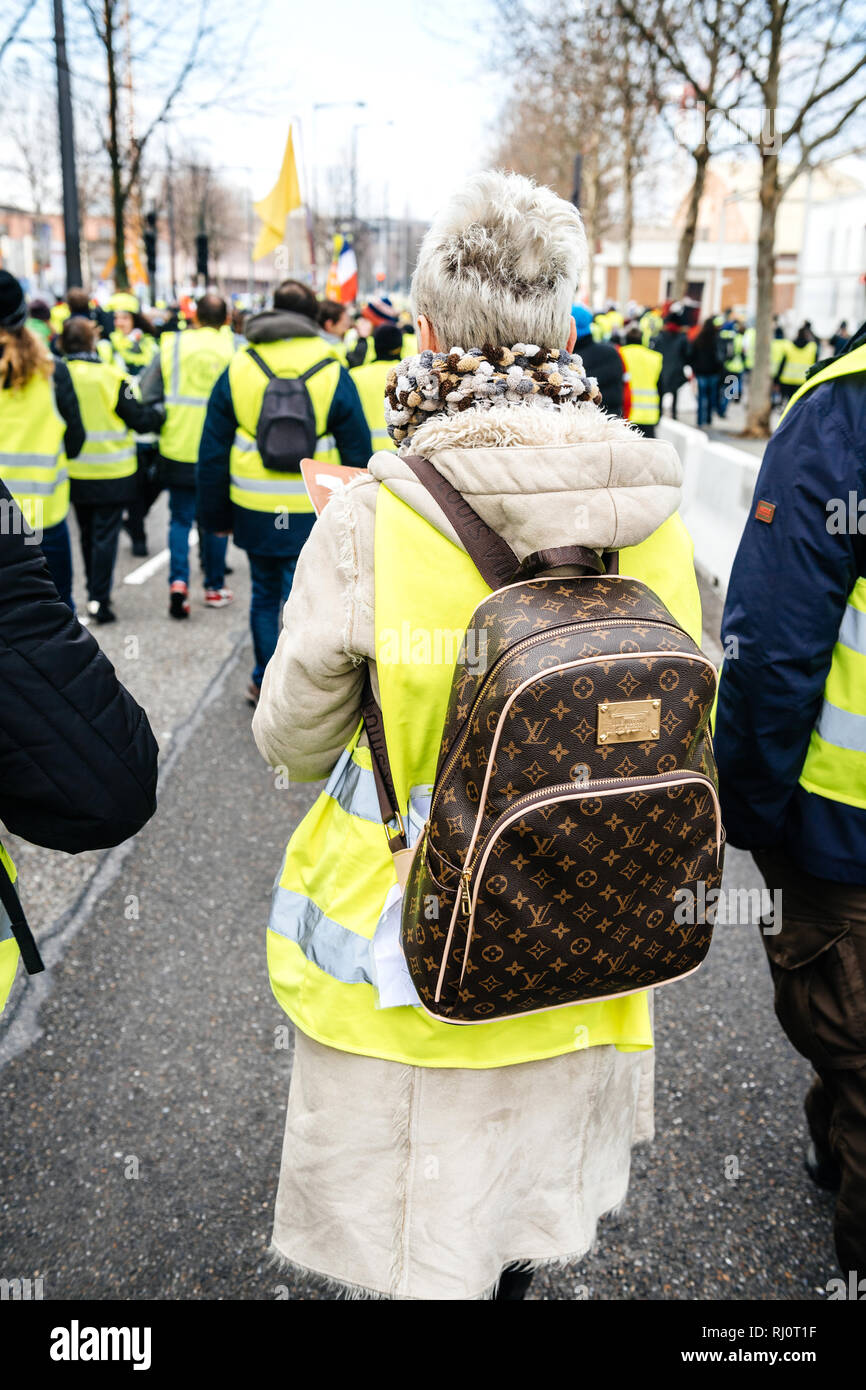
[247,349,333,471]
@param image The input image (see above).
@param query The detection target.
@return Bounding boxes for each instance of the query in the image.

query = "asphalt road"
[0,507,838,1301]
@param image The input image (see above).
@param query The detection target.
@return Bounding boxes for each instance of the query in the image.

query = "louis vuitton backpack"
[363,456,724,1026]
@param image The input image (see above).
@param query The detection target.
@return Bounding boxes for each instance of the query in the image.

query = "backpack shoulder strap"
[300,356,337,383]
[0,855,44,976]
[245,346,275,380]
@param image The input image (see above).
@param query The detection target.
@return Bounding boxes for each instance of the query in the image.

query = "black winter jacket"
[573,334,626,418]
[0,479,159,853]
[64,353,165,506]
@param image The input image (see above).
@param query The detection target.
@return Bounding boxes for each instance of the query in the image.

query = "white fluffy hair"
[411,170,586,351]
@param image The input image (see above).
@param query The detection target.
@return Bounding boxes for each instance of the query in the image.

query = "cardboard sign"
[300,459,368,516]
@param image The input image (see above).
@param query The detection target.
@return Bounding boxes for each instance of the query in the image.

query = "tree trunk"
[104,1,128,290]
[619,121,634,307]
[673,143,709,300]
[743,151,780,437]
[582,138,599,305]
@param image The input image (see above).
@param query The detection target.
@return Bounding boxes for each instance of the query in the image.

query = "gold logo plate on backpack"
[597,698,661,744]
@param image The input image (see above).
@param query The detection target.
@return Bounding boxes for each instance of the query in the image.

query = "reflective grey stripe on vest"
[324,744,381,823]
[166,335,209,406]
[77,447,136,464]
[0,902,13,943]
[815,700,866,754]
[5,469,67,496]
[230,474,306,495]
[839,602,866,656]
[632,388,658,399]
[233,433,255,452]
[372,428,390,441]
[317,435,336,453]
[81,429,128,443]
[269,884,374,985]
[0,451,61,469]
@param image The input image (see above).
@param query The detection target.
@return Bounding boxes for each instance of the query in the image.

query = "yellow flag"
[253,125,302,261]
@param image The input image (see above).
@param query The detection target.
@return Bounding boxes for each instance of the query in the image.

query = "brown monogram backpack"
[363,456,724,1026]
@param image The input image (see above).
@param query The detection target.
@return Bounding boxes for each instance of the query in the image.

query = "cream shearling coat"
[254,401,686,1299]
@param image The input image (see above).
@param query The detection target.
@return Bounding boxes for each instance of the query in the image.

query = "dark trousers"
[74,502,125,605]
[754,848,866,1275]
[247,551,302,688]
[124,445,163,544]
[39,518,74,611]
[696,374,717,427]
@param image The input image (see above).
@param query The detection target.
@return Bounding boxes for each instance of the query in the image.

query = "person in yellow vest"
[138,292,235,618]
[106,293,157,376]
[715,321,866,1276]
[620,324,663,437]
[776,324,819,404]
[59,316,164,624]
[250,171,704,1301]
[350,323,403,453]
[0,271,84,609]
[197,278,371,705]
[49,296,70,338]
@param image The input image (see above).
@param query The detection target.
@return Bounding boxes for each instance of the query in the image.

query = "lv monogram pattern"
[401,576,724,1024]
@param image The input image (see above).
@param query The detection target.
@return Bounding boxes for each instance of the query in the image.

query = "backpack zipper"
[433,616,698,815]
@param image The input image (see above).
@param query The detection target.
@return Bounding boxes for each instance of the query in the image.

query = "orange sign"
[300,459,368,516]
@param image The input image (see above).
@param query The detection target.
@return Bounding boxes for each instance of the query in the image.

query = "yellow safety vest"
[109,330,156,375]
[351,357,397,453]
[640,312,663,348]
[620,344,663,424]
[402,331,418,358]
[66,358,137,483]
[267,489,703,1068]
[0,843,21,1014]
[743,327,755,370]
[779,340,817,386]
[49,302,70,336]
[228,338,343,516]
[780,343,866,810]
[159,328,234,464]
[0,369,69,529]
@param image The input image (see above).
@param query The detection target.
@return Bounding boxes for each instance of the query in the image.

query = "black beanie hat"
[0,271,27,331]
[374,324,404,359]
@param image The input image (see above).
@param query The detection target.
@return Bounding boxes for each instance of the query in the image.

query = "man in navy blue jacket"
[197,282,371,704]
[715,322,866,1276]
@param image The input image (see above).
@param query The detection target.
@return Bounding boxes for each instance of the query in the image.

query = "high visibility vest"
[0,370,69,529]
[109,329,156,376]
[267,490,703,1068]
[779,340,817,386]
[779,343,866,811]
[351,357,397,453]
[50,302,69,336]
[620,344,663,424]
[95,338,114,366]
[0,843,21,1014]
[640,311,662,348]
[770,337,789,374]
[401,331,418,358]
[66,358,137,483]
[159,327,234,464]
[228,337,343,516]
[720,329,744,374]
[742,327,755,370]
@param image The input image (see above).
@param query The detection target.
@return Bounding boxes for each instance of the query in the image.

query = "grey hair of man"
[411,170,586,351]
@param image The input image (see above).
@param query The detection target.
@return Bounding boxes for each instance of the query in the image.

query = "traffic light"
[144,210,157,279]
[196,233,208,281]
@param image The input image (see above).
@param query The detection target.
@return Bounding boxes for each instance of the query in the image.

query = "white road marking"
[123,527,198,586]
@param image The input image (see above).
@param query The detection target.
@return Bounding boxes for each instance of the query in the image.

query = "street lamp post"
[53,0,82,289]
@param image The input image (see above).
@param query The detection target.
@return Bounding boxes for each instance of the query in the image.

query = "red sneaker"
[169,580,190,619]
[204,587,234,609]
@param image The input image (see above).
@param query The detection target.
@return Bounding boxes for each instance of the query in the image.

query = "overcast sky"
[1,0,502,221]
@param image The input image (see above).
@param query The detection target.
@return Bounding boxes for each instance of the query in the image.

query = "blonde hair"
[0,324,54,392]
[411,170,586,351]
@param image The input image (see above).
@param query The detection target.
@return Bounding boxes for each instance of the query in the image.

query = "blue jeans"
[248,552,301,687]
[696,375,717,428]
[168,486,226,590]
[39,518,74,610]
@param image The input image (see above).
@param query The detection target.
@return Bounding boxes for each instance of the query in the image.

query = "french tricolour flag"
[335,237,358,304]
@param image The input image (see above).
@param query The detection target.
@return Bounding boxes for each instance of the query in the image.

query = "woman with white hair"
[253,171,701,1300]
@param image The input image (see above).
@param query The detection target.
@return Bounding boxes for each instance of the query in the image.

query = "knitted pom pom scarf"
[384,343,602,448]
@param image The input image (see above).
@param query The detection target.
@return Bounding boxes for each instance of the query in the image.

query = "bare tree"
[729,1,866,435]
[6,90,58,214]
[616,0,750,302]
[0,0,37,67]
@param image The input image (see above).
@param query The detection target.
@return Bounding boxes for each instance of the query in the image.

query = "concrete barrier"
[658,418,760,594]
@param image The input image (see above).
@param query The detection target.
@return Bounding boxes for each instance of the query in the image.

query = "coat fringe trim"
[266,1171,643,1301]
